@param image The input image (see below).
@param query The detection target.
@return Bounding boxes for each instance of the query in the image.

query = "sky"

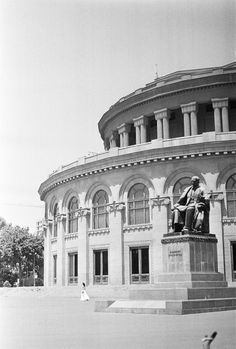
[0,0,235,233]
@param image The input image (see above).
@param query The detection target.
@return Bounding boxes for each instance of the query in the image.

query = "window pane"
[74,254,78,277]
[131,249,139,274]
[69,255,73,277]
[128,184,149,225]
[95,252,101,275]
[103,250,108,275]
[141,248,149,274]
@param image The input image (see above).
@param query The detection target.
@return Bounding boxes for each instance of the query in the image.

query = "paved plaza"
[0,294,236,349]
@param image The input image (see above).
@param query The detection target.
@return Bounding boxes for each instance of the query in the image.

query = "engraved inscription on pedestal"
[162,234,218,273]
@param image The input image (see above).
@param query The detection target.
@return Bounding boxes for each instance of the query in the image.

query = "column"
[163,115,170,139]
[44,219,52,286]
[190,111,198,135]
[108,202,125,285]
[151,196,170,283]
[135,123,141,144]
[117,123,131,147]
[157,118,163,139]
[124,131,129,146]
[56,213,66,286]
[222,104,229,132]
[133,115,148,144]
[211,98,229,132]
[214,107,221,132]
[119,133,123,147]
[154,108,169,139]
[209,192,225,276]
[77,208,90,286]
[109,131,118,148]
[184,113,190,136]
[181,102,198,136]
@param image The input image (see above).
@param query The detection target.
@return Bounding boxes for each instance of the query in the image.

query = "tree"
[0,223,44,286]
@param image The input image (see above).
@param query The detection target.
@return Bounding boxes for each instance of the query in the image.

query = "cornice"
[39,141,236,201]
[161,234,218,244]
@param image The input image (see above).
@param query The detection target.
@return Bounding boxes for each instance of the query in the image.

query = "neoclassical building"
[38,62,236,291]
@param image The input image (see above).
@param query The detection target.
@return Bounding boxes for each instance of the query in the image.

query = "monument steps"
[129,286,236,300]
[95,297,236,315]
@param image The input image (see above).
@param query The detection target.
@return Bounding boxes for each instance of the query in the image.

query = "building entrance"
[130,247,149,283]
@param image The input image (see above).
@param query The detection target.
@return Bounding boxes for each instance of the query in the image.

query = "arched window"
[68,197,78,234]
[92,190,109,229]
[226,174,236,217]
[173,177,191,204]
[128,183,150,225]
[53,203,59,237]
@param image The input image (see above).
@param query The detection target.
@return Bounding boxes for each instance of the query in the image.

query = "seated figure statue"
[171,176,210,234]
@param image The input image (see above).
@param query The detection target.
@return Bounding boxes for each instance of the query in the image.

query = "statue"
[171,176,210,234]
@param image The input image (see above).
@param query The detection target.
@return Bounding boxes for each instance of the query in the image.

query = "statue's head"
[191,176,200,187]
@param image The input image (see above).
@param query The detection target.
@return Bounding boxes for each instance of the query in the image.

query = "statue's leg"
[183,206,195,232]
[172,209,184,232]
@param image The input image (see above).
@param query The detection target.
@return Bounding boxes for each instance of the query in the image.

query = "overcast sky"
[0,0,235,233]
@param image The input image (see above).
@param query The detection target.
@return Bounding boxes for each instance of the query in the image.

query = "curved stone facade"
[39,62,236,289]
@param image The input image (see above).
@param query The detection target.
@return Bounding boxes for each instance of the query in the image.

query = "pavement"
[0,292,236,349]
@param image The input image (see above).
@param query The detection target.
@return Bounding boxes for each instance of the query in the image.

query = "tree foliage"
[0,222,44,286]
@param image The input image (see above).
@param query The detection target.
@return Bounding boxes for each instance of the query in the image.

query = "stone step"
[95,298,236,315]
[154,281,228,288]
[129,287,236,300]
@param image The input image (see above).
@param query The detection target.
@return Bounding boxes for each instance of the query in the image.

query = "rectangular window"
[53,255,57,284]
[130,247,149,283]
[68,253,78,284]
[93,250,108,284]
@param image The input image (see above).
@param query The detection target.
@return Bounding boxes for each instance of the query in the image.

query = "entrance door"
[130,247,149,283]
[231,242,236,281]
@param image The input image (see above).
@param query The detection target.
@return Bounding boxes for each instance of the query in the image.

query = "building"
[38,62,236,291]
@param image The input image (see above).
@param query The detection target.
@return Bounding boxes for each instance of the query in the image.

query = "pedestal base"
[161,233,218,273]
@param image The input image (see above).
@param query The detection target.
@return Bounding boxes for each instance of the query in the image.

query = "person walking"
[80,282,89,301]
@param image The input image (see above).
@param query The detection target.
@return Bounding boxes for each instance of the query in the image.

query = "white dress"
[80,287,89,301]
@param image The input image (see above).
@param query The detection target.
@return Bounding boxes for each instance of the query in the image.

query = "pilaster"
[108,201,125,285]
[44,219,52,286]
[209,191,225,276]
[77,207,90,286]
[56,213,66,286]
[150,196,170,282]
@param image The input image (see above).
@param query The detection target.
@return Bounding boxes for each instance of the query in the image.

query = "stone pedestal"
[95,233,236,315]
[161,233,218,274]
